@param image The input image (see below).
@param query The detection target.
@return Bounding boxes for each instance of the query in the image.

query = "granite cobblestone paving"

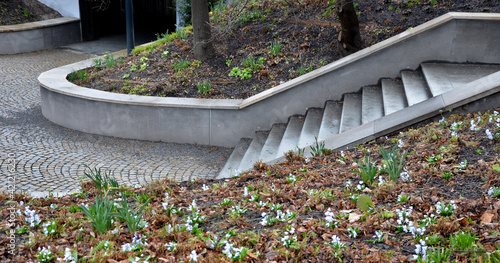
[0,49,231,195]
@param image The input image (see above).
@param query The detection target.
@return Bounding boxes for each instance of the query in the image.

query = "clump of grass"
[197,80,213,94]
[173,59,191,72]
[270,41,282,58]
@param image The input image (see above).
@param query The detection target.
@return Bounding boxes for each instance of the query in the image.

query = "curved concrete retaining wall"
[0,17,81,54]
[39,13,500,147]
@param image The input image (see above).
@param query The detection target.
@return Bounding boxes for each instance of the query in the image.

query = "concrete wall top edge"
[0,17,80,33]
[38,12,500,111]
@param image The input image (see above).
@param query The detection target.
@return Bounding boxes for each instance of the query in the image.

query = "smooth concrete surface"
[218,138,251,178]
[238,131,268,171]
[317,101,342,141]
[276,116,304,158]
[362,85,384,124]
[382,79,408,115]
[297,108,323,148]
[339,94,362,133]
[258,123,286,161]
[422,63,500,96]
[39,13,500,147]
[0,17,80,54]
[401,70,431,106]
[265,71,500,167]
[37,0,80,18]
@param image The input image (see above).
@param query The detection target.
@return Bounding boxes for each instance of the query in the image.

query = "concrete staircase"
[217,62,500,178]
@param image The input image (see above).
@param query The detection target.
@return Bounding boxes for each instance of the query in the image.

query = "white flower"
[305,158,310,163]
[378,176,385,186]
[122,243,133,252]
[346,180,352,187]
[232,170,242,177]
[400,169,410,182]
[189,250,198,262]
[486,129,494,140]
[60,247,75,263]
[202,184,209,191]
[488,187,495,196]
[188,200,198,211]
[134,184,141,189]
[165,241,177,252]
[398,139,405,148]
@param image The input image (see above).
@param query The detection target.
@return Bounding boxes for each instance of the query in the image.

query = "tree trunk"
[191,0,213,60]
[336,0,363,57]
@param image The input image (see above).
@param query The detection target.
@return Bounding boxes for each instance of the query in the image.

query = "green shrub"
[79,195,115,234]
[353,155,378,186]
[379,146,408,182]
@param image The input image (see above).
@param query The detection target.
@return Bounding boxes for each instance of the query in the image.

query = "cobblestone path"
[0,49,231,196]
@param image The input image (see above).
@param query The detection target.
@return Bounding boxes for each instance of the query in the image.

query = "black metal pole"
[125,0,135,55]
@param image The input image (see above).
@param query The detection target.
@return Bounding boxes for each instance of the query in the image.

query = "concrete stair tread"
[339,93,362,133]
[238,131,269,171]
[258,123,286,162]
[217,138,252,179]
[401,70,432,106]
[362,85,384,124]
[422,62,500,96]
[218,61,500,178]
[318,101,342,141]
[382,79,408,115]
[297,108,323,148]
[276,115,305,158]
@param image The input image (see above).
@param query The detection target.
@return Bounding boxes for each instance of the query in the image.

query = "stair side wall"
[39,13,500,147]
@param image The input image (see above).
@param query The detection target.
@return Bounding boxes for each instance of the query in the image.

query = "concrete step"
[362,85,384,124]
[401,70,432,106]
[258,123,286,162]
[297,108,323,148]
[217,138,252,179]
[276,115,305,158]
[381,79,408,115]
[237,131,269,172]
[422,62,500,96]
[318,101,342,141]
[339,93,362,133]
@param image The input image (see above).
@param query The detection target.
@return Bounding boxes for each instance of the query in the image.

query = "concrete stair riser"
[217,62,500,179]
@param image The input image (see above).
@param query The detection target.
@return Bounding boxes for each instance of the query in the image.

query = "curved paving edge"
[0,17,81,55]
[0,50,231,198]
[39,12,500,148]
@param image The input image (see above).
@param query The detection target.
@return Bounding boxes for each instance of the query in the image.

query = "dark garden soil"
[0,0,61,25]
[71,0,500,99]
[0,109,499,262]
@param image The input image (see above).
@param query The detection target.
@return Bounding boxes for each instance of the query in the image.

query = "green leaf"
[493,164,500,173]
[357,194,374,212]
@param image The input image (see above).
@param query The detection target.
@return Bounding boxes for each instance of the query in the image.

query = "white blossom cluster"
[222,242,247,260]
[57,247,76,263]
[165,241,177,252]
[396,206,425,237]
[189,250,198,262]
[412,239,428,261]
[121,233,148,252]
[37,246,54,263]
[260,210,295,226]
[435,200,457,216]
[18,206,41,228]
[42,220,57,236]
[488,186,500,197]
[281,227,297,247]
[324,208,337,228]
[400,168,410,182]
